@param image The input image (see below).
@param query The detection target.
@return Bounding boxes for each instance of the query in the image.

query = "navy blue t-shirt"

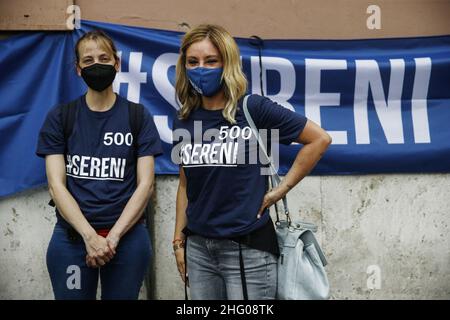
[36,94,163,228]
[172,94,308,238]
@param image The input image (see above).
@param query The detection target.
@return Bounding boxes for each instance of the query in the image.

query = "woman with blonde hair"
[172,24,331,300]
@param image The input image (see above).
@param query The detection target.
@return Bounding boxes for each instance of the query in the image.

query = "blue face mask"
[187,67,223,97]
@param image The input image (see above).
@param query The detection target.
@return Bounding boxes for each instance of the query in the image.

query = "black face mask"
[80,63,117,92]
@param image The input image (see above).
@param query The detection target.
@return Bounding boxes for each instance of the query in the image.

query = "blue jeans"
[186,234,277,300]
[47,223,151,300]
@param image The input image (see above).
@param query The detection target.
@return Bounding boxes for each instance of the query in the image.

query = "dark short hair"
[75,29,119,64]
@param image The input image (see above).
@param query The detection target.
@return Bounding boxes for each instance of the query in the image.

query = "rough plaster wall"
[1,174,449,300]
[150,174,450,300]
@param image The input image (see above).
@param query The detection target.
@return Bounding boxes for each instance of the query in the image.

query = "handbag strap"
[242,95,291,225]
[243,95,327,266]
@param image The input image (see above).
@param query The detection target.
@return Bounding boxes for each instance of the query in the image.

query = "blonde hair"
[175,24,247,124]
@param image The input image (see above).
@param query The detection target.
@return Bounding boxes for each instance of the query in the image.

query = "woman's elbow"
[139,179,154,197]
[148,181,155,196]
[48,181,64,199]
[48,182,68,208]
[48,184,56,199]
[313,131,332,151]
[322,132,332,147]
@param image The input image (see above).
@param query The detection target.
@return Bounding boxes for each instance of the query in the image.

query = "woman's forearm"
[174,175,188,241]
[46,154,96,240]
[277,136,331,197]
[174,186,188,240]
[109,181,153,239]
[109,156,155,239]
[49,183,96,240]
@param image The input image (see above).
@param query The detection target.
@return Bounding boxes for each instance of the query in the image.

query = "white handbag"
[242,95,330,300]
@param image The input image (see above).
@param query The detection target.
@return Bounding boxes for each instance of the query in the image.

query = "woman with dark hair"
[36,30,162,299]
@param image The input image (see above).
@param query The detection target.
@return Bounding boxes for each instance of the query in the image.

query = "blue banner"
[1,19,450,197]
